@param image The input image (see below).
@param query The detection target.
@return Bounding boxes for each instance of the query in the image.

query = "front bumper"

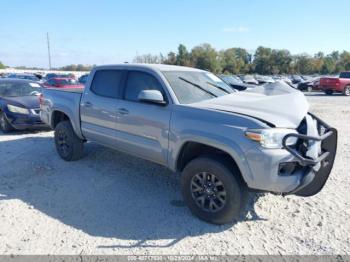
[244,113,337,196]
[6,111,48,130]
[282,113,337,196]
[320,85,342,92]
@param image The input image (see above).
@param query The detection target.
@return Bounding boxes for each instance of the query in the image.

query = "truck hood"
[192,81,309,128]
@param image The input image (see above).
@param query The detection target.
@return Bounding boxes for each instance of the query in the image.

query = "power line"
[47,32,52,69]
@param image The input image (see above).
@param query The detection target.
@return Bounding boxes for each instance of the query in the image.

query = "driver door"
[115,70,171,165]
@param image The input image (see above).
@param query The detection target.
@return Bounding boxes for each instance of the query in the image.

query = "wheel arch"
[175,141,248,186]
[51,109,84,139]
[51,110,70,128]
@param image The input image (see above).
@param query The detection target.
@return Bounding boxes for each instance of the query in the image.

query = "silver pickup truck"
[40,64,337,224]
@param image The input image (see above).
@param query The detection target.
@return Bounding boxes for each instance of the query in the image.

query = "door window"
[90,70,123,98]
[124,71,164,102]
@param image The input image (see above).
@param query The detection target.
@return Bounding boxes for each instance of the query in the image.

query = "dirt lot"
[0,92,349,255]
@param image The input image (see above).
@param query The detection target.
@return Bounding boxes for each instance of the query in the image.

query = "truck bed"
[40,87,84,138]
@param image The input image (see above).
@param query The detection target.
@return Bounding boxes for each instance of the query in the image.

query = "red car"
[319,72,350,96]
[43,77,83,89]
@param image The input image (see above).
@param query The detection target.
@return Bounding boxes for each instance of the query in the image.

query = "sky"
[0,0,349,68]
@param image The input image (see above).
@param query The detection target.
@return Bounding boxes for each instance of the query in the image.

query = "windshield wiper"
[178,77,217,98]
[206,81,231,94]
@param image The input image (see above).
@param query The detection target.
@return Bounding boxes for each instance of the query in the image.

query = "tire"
[54,121,84,161]
[0,112,14,133]
[343,85,350,96]
[325,90,333,95]
[181,156,245,224]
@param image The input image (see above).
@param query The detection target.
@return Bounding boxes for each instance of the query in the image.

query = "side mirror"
[138,90,166,105]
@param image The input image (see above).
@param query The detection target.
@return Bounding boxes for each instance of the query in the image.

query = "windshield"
[163,71,235,104]
[0,82,42,97]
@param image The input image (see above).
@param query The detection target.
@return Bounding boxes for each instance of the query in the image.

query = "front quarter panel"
[168,105,268,186]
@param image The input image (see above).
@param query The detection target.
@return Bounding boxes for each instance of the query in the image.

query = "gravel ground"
[0,92,349,255]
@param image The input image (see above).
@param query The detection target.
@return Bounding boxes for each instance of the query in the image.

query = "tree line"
[133,44,350,75]
[2,44,350,75]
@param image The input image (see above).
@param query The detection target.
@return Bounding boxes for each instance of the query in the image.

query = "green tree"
[190,43,221,73]
[176,44,191,66]
[321,56,336,74]
[292,54,314,74]
[220,48,250,74]
[163,52,177,65]
[270,49,292,74]
[339,51,350,71]
[253,47,273,74]
[0,61,6,69]
[311,52,325,73]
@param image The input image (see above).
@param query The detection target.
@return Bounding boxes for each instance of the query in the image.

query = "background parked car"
[43,77,84,89]
[320,71,350,96]
[254,75,275,85]
[240,75,259,85]
[0,79,46,132]
[291,75,303,84]
[45,73,73,80]
[220,75,254,91]
[7,73,40,82]
[78,74,89,84]
[297,77,320,92]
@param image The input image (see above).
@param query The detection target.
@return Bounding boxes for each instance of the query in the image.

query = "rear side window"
[90,70,123,98]
[340,72,350,79]
[124,71,164,102]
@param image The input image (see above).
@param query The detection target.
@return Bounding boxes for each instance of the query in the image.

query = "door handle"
[117,108,129,115]
[82,101,92,108]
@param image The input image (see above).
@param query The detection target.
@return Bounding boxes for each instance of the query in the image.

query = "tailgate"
[319,78,339,88]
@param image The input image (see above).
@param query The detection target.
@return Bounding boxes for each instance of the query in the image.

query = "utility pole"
[47,32,52,70]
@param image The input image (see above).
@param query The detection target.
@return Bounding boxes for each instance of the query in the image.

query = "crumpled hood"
[192,81,309,128]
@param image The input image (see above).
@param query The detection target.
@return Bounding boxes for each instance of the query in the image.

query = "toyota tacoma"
[40,64,337,224]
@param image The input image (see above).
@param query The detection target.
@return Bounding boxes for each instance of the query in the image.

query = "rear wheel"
[343,85,350,96]
[54,121,84,161]
[0,112,14,133]
[181,156,245,224]
[325,90,333,95]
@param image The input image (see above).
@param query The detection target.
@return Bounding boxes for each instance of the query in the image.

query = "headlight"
[245,128,298,149]
[7,104,30,115]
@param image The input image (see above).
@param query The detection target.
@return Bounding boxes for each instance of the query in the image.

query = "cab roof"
[94,63,205,72]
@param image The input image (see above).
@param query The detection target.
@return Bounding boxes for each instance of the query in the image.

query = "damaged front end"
[282,113,338,197]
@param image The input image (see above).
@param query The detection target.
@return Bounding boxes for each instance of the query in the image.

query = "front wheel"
[181,156,245,224]
[343,85,350,96]
[0,112,14,133]
[54,121,84,161]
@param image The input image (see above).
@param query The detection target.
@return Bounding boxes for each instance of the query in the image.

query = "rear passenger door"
[115,70,172,165]
[80,69,125,148]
